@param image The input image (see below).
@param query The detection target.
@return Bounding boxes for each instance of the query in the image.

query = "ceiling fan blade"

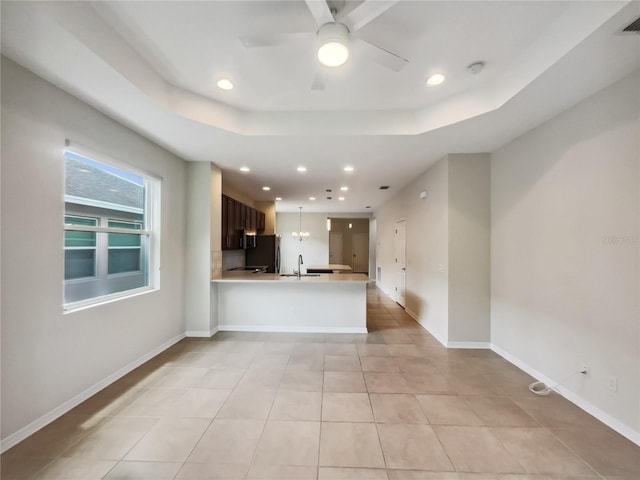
[340,0,398,33]
[351,36,408,72]
[240,32,311,48]
[304,0,334,28]
[311,71,328,91]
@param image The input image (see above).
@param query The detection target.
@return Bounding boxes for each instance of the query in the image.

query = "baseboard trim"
[405,308,448,347]
[447,341,491,349]
[491,343,640,447]
[185,328,218,338]
[0,332,186,453]
[218,325,368,334]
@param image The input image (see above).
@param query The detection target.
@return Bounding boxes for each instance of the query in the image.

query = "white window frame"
[63,147,162,312]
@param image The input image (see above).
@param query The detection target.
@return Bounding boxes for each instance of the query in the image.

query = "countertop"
[212,271,370,283]
[306,264,353,272]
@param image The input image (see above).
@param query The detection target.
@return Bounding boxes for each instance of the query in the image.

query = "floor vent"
[623,17,640,32]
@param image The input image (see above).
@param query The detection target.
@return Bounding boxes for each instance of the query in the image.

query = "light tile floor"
[2,285,639,479]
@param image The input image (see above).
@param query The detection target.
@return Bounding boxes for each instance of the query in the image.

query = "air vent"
[379,185,390,190]
[326,188,332,192]
[623,17,640,32]
[326,196,332,200]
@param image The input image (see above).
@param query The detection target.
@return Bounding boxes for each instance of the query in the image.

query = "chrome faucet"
[297,254,303,279]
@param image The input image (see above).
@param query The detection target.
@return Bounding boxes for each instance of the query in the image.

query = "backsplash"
[222,249,245,271]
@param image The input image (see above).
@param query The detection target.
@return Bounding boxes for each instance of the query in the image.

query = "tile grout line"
[542,426,608,480]
[317,364,325,480]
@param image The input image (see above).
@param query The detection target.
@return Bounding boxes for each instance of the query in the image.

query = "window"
[64,149,160,307]
[64,215,98,279]
[107,219,144,275]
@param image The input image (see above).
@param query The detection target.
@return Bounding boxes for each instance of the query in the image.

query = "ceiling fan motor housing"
[316,23,350,67]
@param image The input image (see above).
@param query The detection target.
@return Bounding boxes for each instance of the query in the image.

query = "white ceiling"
[2,1,638,212]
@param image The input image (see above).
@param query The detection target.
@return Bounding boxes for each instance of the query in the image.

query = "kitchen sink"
[279,273,321,277]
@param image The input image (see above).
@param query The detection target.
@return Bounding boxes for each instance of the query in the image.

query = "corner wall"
[1,58,188,447]
[184,162,221,337]
[448,154,491,345]
[491,72,640,440]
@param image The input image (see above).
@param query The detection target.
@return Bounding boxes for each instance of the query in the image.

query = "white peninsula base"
[212,273,368,334]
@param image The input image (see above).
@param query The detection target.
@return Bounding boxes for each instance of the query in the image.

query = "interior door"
[352,232,369,273]
[329,232,343,264]
[394,220,406,306]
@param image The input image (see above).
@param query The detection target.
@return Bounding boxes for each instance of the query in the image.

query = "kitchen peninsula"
[211,272,369,333]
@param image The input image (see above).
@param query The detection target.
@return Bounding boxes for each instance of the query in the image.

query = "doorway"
[394,219,406,306]
[352,232,369,273]
[327,218,370,275]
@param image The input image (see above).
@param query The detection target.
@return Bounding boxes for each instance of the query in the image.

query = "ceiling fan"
[240,0,408,90]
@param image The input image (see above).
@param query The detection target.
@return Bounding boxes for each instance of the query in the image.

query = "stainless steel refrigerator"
[246,235,281,273]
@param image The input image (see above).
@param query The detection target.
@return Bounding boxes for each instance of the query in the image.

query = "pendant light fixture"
[292,206,310,241]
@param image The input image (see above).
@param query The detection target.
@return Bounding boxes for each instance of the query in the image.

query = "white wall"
[375,156,450,344]
[491,72,640,438]
[222,182,255,208]
[1,58,188,445]
[448,154,491,344]
[277,212,329,274]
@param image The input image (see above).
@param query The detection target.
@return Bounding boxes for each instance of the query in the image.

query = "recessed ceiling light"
[275,197,282,201]
[426,73,445,86]
[309,197,316,201]
[217,78,234,90]
[338,196,345,201]
[240,166,250,173]
[78,168,90,173]
[262,186,271,191]
[344,166,354,172]
[109,188,119,192]
[297,166,307,172]
[340,186,349,192]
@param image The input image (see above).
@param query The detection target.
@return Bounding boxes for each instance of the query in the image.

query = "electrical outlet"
[607,375,618,392]
[580,364,590,376]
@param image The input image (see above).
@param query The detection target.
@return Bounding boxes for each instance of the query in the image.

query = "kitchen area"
[213,188,372,334]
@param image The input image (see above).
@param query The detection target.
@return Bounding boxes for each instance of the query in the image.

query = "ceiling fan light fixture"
[316,23,350,68]
[318,41,349,67]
